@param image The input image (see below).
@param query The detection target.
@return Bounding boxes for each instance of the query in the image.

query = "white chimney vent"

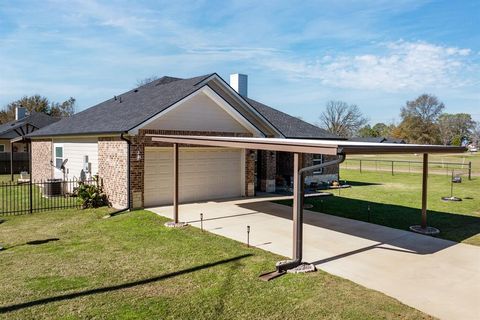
[15,107,27,120]
[229,73,248,97]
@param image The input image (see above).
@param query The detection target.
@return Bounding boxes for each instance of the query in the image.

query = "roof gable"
[137,87,263,136]
[0,112,60,139]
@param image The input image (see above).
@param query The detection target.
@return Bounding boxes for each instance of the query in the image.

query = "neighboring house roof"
[28,73,341,140]
[350,137,405,144]
[0,112,60,140]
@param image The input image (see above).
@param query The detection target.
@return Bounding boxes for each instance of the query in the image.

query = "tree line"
[318,94,479,146]
[0,95,76,124]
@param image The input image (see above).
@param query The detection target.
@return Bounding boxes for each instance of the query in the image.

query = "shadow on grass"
[0,253,252,314]
[26,238,60,245]
[311,181,383,191]
[344,181,383,187]
[272,197,480,245]
[1,238,60,251]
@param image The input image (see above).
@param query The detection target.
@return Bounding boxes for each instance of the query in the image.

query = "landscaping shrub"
[75,182,109,208]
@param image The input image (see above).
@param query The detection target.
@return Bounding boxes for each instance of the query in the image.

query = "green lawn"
[277,169,480,246]
[0,208,430,319]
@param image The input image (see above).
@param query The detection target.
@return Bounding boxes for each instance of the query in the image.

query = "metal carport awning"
[147,135,465,155]
[147,134,466,273]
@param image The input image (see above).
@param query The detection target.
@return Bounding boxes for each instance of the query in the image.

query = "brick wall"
[31,139,52,182]
[98,138,128,209]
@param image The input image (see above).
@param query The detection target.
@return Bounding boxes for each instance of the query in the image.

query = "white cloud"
[260,41,477,92]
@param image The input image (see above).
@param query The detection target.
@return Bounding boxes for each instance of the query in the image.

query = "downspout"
[277,153,346,272]
[109,132,132,216]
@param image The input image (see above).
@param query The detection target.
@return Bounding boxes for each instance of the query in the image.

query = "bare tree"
[396,94,445,144]
[438,113,476,145]
[136,76,159,87]
[472,122,480,145]
[318,101,368,137]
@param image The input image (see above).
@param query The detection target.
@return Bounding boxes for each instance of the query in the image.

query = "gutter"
[276,154,346,272]
[109,132,132,216]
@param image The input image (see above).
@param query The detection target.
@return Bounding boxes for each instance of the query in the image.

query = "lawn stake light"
[200,213,204,231]
[247,225,250,247]
[441,171,462,202]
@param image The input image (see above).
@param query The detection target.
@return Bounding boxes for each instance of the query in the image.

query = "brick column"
[31,139,53,182]
[98,138,128,209]
[259,150,276,192]
[245,149,255,196]
[129,135,144,209]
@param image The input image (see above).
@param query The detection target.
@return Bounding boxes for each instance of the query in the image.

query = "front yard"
[0,208,430,319]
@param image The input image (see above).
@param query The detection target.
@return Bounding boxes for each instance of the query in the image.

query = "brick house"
[28,73,342,209]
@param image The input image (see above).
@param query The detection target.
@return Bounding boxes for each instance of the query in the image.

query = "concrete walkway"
[149,196,480,320]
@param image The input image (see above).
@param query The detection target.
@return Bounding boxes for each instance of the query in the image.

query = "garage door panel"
[144,147,243,207]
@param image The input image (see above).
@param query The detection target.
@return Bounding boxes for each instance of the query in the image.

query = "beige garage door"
[144,147,244,207]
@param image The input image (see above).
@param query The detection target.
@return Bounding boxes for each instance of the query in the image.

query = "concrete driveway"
[149,195,480,320]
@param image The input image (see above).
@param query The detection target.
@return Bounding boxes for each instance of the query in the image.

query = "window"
[55,146,63,169]
[0,144,4,152]
[312,155,324,175]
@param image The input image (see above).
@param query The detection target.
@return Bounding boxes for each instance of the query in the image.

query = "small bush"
[75,182,109,209]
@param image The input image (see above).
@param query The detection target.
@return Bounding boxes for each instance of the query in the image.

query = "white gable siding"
[52,138,98,180]
[143,91,251,133]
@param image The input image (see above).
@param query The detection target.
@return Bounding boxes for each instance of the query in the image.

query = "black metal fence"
[0,178,98,216]
[342,158,473,179]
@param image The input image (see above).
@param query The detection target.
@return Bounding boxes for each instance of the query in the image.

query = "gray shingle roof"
[28,74,213,137]
[246,98,340,139]
[350,137,406,144]
[28,73,340,140]
[0,112,60,139]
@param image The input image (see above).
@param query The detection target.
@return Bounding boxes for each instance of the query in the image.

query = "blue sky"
[1,0,479,125]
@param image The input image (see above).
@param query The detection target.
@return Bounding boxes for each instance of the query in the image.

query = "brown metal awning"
[147,135,466,155]
[147,134,467,274]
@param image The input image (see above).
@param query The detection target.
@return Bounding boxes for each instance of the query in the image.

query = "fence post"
[29,142,33,214]
[468,162,472,180]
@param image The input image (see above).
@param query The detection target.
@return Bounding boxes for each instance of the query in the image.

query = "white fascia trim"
[129,86,265,137]
[30,134,117,140]
[200,74,285,138]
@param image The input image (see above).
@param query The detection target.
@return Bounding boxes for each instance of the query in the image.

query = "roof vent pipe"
[15,107,27,121]
[229,74,248,97]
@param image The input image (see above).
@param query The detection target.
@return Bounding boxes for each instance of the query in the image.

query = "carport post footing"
[410,153,440,235]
